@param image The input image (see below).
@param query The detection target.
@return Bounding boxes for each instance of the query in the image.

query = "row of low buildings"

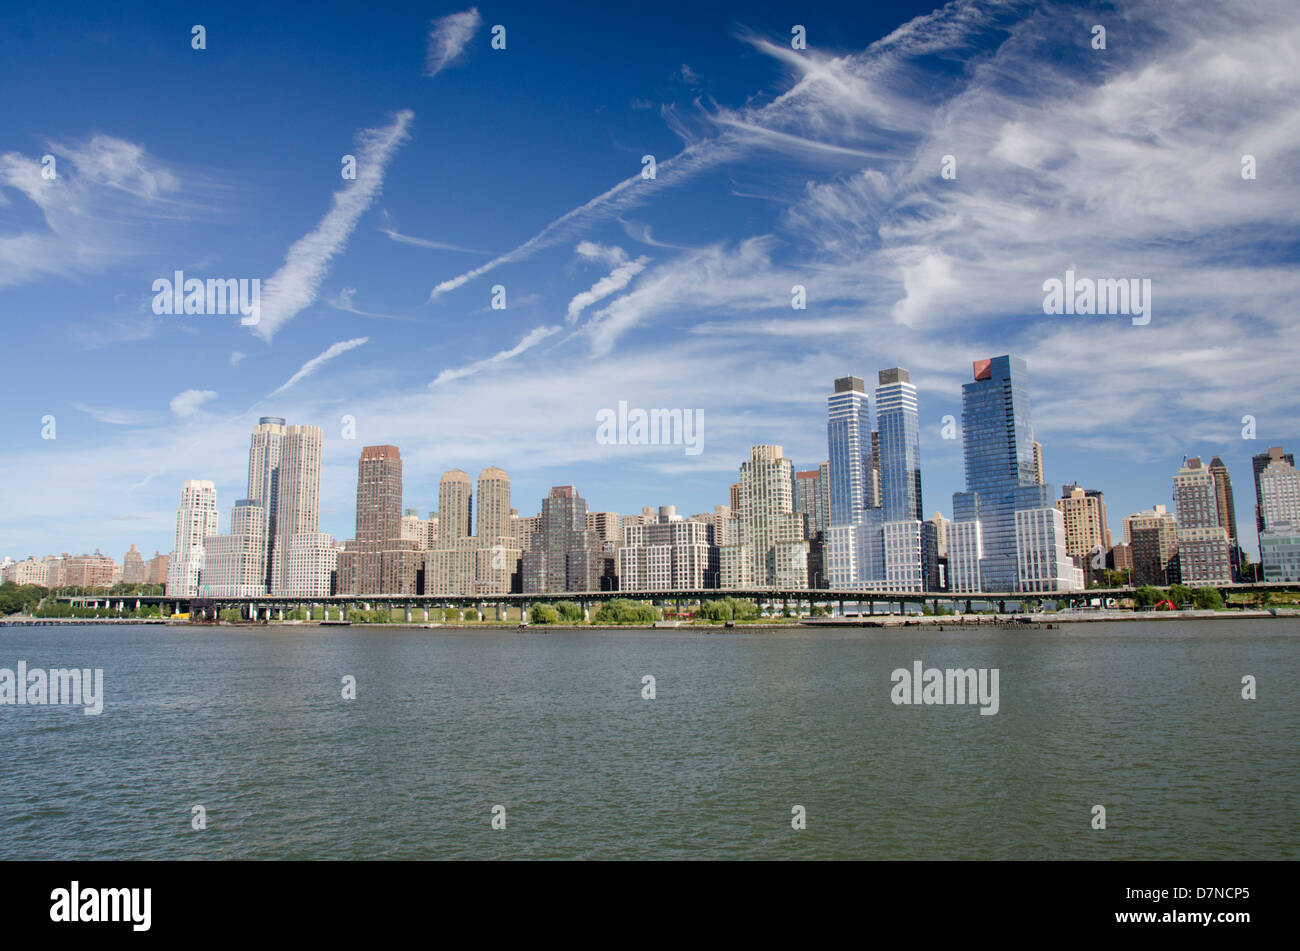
[1,546,169,590]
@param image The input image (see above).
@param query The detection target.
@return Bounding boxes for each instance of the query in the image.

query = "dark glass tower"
[952,355,1038,590]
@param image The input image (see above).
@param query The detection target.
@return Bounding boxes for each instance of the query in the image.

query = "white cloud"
[379,209,489,253]
[430,325,561,386]
[252,110,413,341]
[566,246,650,323]
[229,351,246,368]
[327,287,416,322]
[270,337,369,396]
[427,137,744,300]
[72,403,154,426]
[0,135,181,286]
[576,241,628,267]
[424,8,482,77]
[169,389,217,418]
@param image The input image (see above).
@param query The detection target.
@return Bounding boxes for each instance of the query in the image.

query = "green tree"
[554,601,585,622]
[1168,584,1193,607]
[590,599,660,624]
[0,581,49,615]
[1134,585,1163,608]
[1193,587,1224,610]
[529,604,560,624]
[698,599,733,621]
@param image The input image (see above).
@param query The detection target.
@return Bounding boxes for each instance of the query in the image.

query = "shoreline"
[10,608,1295,630]
[4,608,1297,631]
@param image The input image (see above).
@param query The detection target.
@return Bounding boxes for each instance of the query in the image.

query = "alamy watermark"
[50,882,150,931]
[596,400,703,456]
[1042,268,1151,325]
[0,662,104,715]
[890,660,999,715]
[152,270,260,324]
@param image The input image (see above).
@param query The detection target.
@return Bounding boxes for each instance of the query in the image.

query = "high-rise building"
[341,445,420,595]
[146,551,169,586]
[1032,441,1045,485]
[1124,504,1179,586]
[619,508,718,591]
[1259,525,1300,582]
[1056,484,1109,581]
[824,368,935,592]
[816,461,831,535]
[1257,457,1300,530]
[689,505,737,549]
[165,480,218,596]
[928,512,950,559]
[200,500,268,597]
[793,469,824,540]
[1257,455,1300,582]
[122,544,146,584]
[4,558,49,587]
[827,376,873,526]
[522,486,607,592]
[1206,457,1240,577]
[951,356,1041,590]
[586,511,621,544]
[721,446,808,588]
[1252,446,1295,533]
[401,509,431,549]
[246,417,285,589]
[946,520,983,593]
[424,467,519,595]
[1172,457,1232,586]
[1015,507,1084,592]
[64,552,117,589]
[246,419,323,595]
[876,368,922,523]
[510,512,541,556]
[476,467,511,541]
[283,532,338,597]
[438,470,473,544]
[473,467,520,595]
[926,512,949,589]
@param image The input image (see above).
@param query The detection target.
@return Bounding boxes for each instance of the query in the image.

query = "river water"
[1,619,1295,859]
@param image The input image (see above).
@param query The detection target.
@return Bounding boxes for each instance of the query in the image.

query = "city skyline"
[1,0,1297,565]
[9,352,1299,591]
[0,372,1290,570]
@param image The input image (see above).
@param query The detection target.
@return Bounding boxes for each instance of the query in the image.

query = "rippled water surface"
[1,620,1296,859]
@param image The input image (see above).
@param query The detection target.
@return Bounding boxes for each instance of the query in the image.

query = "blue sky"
[1,0,1297,562]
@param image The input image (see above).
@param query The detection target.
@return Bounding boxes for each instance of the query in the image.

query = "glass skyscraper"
[952,355,1038,590]
[875,367,922,522]
[827,376,873,526]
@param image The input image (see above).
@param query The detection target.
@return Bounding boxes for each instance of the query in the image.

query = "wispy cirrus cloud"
[379,209,490,253]
[71,402,154,426]
[430,325,560,386]
[424,7,482,77]
[327,287,417,322]
[252,110,414,342]
[0,135,182,286]
[270,337,369,396]
[427,137,745,300]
